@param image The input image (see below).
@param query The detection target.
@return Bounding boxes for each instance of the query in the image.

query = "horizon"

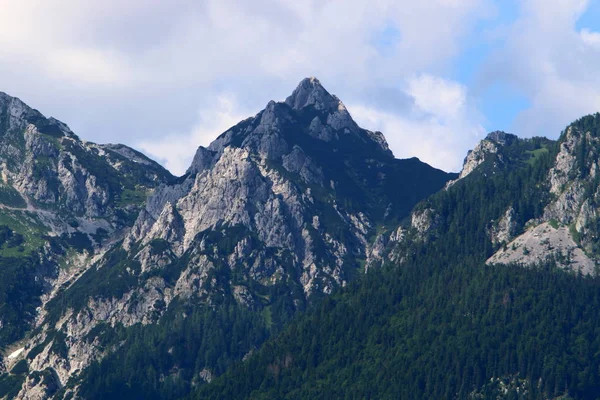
[3,79,597,178]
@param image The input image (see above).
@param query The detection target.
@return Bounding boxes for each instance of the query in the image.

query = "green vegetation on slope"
[192,136,600,400]
[197,261,600,400]
[73,301,270,400]
[0,185,26,208]
[0,254,44,347]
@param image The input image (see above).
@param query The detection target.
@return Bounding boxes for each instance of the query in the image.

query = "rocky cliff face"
[447,131,519,186]
[0,91,174,398]
[387,116,600,276]
[0,93,171,219]
[0,79,454,398]
[483,117,600,272]
[0,91,173,277]
[122,77,450,296]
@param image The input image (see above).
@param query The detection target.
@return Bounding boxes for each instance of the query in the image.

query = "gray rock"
[285,77,339,111]
[487,222,595,275]
[7,78,452,396]
[186,146,217,175]
[489,207,517,245]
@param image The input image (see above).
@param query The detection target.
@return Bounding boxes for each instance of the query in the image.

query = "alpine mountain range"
[0,78,600,399]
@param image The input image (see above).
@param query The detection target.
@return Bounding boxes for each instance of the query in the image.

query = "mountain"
[0,91,173,342]
[4,78,600,400]
[195,116,600,399]
[0,79,454,399]
[0,91,175,398]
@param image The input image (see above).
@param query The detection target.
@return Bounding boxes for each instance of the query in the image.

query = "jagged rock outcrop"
[0,91,172,221]
[186,146,217,175]
[448,131,518,186]
[411,208,439,236]
[540,120,600,261]
[397,122,599,275]
[489,207,517,245]
[0,91,173,397]
[125,77,451,296]
[2,78,453,397]
[483,116,600,271]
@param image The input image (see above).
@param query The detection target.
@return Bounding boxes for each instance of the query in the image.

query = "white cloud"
[0,0,597,177]
[137,94,249,175]
[580,28,600,49]
[46,48,134,86]
[350,74,485,172]
[406,75,467,120]
[0,0,493,175]
[479,0,600,137]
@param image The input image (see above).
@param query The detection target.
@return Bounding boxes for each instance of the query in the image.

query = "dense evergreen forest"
[195,258,600,399]
[191,134,600,399]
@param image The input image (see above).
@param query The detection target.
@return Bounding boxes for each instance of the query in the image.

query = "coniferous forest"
[47,126,600,399]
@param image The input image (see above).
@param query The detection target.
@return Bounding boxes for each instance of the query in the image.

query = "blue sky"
[0,0,599,174]
[453,1,525,132]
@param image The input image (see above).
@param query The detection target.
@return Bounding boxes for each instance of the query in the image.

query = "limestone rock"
[489,207,517,245]
[3,79,453,397]
[449,131,518,186]
[486,222,595,275]
[411,208,439,236]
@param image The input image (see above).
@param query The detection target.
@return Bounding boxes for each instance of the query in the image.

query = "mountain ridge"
[0,78,455,399]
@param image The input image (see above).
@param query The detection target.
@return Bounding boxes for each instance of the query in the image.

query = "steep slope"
[0,92,172,217]
[0,92,174,399]
[197,259,600,399]
[125,77,452,294]
[480,116,600,272]
[1,79,454,399]
[401,124,600,274]
[195,118,600,400]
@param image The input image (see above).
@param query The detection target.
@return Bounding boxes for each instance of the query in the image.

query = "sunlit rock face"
[0,80,454,397]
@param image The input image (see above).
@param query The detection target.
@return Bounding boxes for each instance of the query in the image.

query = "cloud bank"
[0,0,599,174]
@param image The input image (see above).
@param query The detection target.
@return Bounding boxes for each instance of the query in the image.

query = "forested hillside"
[194,122,600,399]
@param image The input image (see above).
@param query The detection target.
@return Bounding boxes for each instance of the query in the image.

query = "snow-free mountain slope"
[0,79,454,398]
[195,115,600,400]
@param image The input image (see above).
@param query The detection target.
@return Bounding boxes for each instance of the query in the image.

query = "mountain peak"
[208,77,392,159]
[485,130,518,145]
[285,76,341,111]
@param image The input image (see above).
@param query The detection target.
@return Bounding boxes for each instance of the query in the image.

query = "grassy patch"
[116,188,148,207]
[525,147,550,165]
[0,211,47,255]
[569,223,581,243]
[0,185,26,208]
